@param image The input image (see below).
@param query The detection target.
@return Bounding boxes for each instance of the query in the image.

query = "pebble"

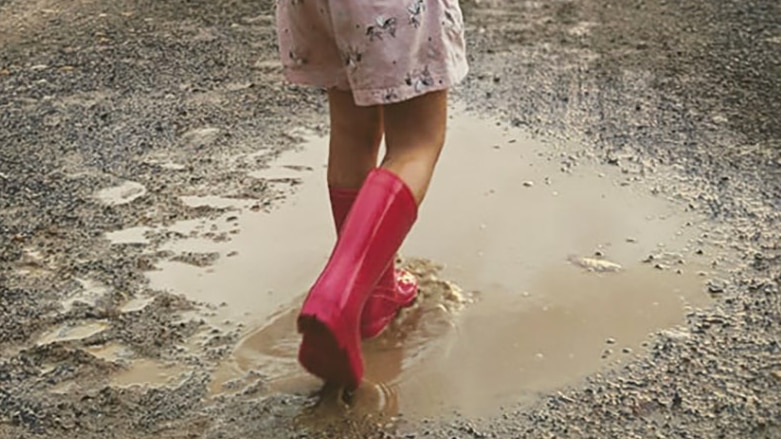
[571,256,623,272]
[95,181,148,206]
[523,181,534,187]
[660,329,692,341]
[707,280,726,294]
[182,127,221,146]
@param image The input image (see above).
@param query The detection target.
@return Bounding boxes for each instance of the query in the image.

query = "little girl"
[274,0,469,390]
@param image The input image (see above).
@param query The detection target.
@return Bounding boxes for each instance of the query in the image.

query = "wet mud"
[1,0,780,438]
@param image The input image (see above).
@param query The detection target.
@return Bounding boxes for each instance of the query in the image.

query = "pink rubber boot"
[298,168,418,389]
[329,187,420,339]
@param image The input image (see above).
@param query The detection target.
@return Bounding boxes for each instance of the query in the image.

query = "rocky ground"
[1,0,779,438]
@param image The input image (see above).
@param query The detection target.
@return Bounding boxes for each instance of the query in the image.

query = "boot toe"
[360,269,419,339]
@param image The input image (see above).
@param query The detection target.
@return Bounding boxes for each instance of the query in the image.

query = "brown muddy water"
[100,107,723,421]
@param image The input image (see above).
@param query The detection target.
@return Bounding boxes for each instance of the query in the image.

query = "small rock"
[182,127,221,147]
[253,59,283,71]
[660,329,691,341]
[159,162,186,171]
[523,181,534,187]
[606,338,616,345]
[707,280,726,294]
[622,347,632,354]
[569,256,623,272]
[95,181,147,206]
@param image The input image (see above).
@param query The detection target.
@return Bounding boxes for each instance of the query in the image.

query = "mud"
[1,0,780,438]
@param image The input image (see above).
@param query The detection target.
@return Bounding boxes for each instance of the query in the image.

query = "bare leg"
[326,89,384,190]
[380,90,448,205]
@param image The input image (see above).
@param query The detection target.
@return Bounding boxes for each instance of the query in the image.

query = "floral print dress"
[275,0,469,106]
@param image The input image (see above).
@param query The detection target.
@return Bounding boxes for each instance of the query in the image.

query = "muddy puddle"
[104,107,724,419]
[110,358,189,389]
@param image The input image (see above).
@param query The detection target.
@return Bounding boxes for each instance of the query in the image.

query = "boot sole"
[298,315,361,390]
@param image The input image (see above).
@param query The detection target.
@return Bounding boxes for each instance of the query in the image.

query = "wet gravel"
[1,0,780,438]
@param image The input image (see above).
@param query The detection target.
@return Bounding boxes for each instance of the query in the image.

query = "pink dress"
[275,0,469,106]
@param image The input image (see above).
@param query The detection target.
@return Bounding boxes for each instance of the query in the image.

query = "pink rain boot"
[297,168,418,389]
[329,187,420,339]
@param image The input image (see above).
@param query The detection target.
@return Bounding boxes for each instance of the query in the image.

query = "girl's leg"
[325,89,383,190]
[380,90,448,205]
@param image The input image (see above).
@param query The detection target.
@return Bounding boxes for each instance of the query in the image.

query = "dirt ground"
[1,0,780,438]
